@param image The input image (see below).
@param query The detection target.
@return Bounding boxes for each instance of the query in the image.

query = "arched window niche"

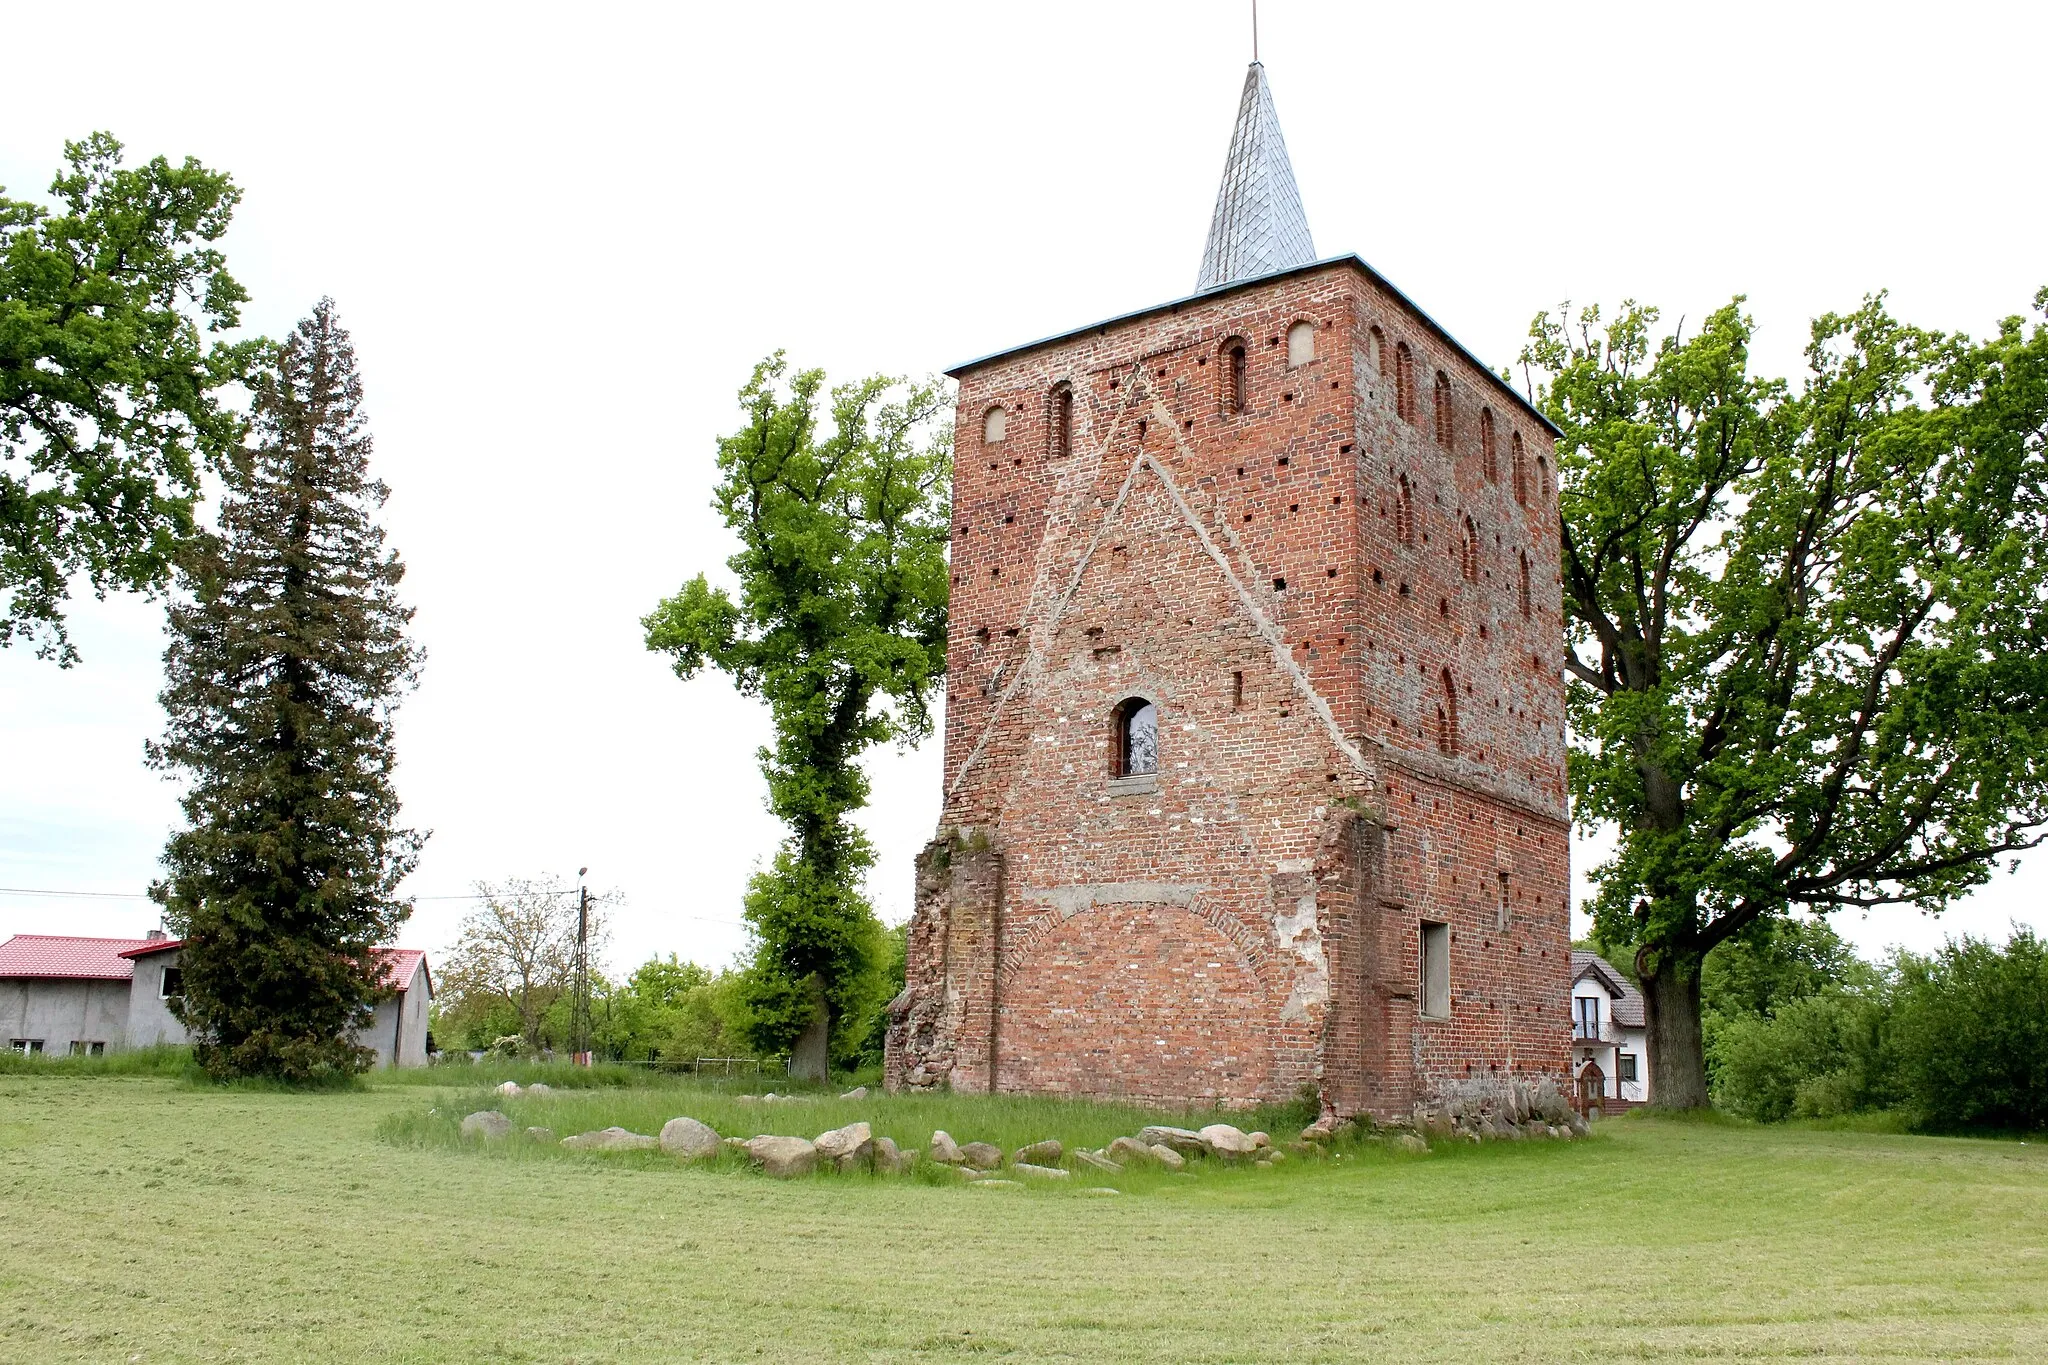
[1287,320,1316,368]
[1111,695,1159,782]
[1048,382,1074,460]
[1220,338,1249,416]
[983,405,1008,444]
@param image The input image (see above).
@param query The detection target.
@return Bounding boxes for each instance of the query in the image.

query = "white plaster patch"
[1274,883,1328,1022]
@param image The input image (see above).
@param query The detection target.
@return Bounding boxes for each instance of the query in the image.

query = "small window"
[1419,922,1450,1019]
[1287,320,1316,368]
[1112,697,1158,778]
[1479,407,1498,482]
[1618,1052,1639,1084]
[1394,342,1416,423]
[1512,431,1529,506]
[160,966,184,999]
[1539,453,1552,500]
[1433,372,1453,448]
[1222,339,1248,415]
[9,1039,45,1055]
[982,406,1007,444]
[1368,326,1386,375]
[1496,871,1511,930]
[1460,515,1479,583]
[68,1040,107,1057]
[1436,668,1459,756]
[1396,474,1415,545]
[1518,550,1533,619]
[1048,384,1073,460]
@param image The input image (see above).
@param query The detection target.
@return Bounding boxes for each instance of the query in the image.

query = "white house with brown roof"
[1570,950,1650,1107]
[0,931,431,1066]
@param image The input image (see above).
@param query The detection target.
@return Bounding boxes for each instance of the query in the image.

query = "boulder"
[1148,1143,1187,1171]
[494,1081,523,1098]
[524,1083,552,1098]
[1299,1116,1357,1144]
[659,1116,721,1161]
[838,1086,868,1099]
[721,1136,750,1153]
[1013,1139,1063,1166]
[1261,1149,1286,1165]
[814,1121,874,1167]
[1397,1133,1430,1155]
[1075,1150,1123,1174]
[743,1135,818,1178]
[1106,1136,1158,1164]
[1247,1131,1271,1149]
[561,1127,659,1152]
[929,1130,966,1165]
[1081,1187,1122,1197]
[873,1136,913,1174]
[1137,1125,1209,1156]
[1198,1124,1259,1157]
[959,1141,1003,1171]
[1012,1162,1070,1181]
[460,1110,512,1141]
[524,1126,555,1144]
[970,1179,1024,1190]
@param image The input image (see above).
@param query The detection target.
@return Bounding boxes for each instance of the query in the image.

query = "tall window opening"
[1394,342,1416,423]
[1539,454,1552,500]
[1396,474,1415,544]
[1369,325,1387,375]
[1512,431,1529,506]
[1460,515,1479,583]
[1048,383,1073,460]
[1480,407,1498,482]
[1419,921,1450,1019]
[1222,339,1248,415]
[1434,371,1453,448]
[1518,549,1533,619]
[1497,871,1511,930]
[982,406,1007,444]
[1287,320,1316,368]
[1436,667,1459,756]
[1112,697,1158,778]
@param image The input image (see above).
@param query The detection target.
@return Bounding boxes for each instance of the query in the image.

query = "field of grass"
[2,1075,2043,1362]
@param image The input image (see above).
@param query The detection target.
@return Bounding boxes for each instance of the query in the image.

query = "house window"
[1396,474,1415,544]
[1049,384,1073,460]
[1419,921,1450,1019]
[1518,549,1533,619]
[68,1041,106,1057]
[1394,342,1416,422]
[1574,996,1600,1040]
[1512,431,1528,506]
[9,1039,44,1055]
[1460,515,1479,583]
[1436,668,1459,756]
[1222,339,1248,415]
[1112,697,1158,778]
[1433,371,1453,447]
[161,967,184,999]
[1287,320,1316,368]
[1618,1052,1639,1084]
[982,406,1007,444]
[1479,407,1498,482]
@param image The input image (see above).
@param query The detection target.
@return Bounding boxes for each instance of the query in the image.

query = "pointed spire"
[1196,62,1315,293]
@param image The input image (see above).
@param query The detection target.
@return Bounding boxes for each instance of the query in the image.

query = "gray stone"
[493,1081,522,1097]
[970,1179,1024,1190]
[659,1116,721,1161]
[1198,1123,1259,1157]
[1137,1125,1209,1156]
[1148,1143,1187,1171]
[1398,1133,1430,1154]
[1075,1150,1123,1173]
[1300,1116,1357,1143]
[460,1110,512,1140]
[1106,1136,1156,1164]
[1261,1148,1286,1164]
[1012,1162,1070,1181]
[838,1086,868,1099]
[721,1136,750,1152]
[929,1130,966,1164]
[743,1135,818,1178]
[959,1141,1003,1171]
[1081,1187,1122,1196]
[524,1126,555,1143]
[1013,1139,1063,1166]
[1247,1131,1271,1148]
[873,1136,913,1174]
[524,1083,552,1098]
[561,1126,659,1152]
[813,1121,874,1164]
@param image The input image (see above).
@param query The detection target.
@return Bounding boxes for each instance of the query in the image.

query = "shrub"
[1710,992,1890,1123]
[1889,931,2048,1132]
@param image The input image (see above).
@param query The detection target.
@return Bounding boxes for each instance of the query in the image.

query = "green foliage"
[1710,991,1893,1123]
[643,355,951,1067]
[1702,916,1873,1020]
[1525,290,2048,1103]
[1,132,262,662]
[148,301,422,1083]
[854,918,909,1067]
[1889,930,2048,1131]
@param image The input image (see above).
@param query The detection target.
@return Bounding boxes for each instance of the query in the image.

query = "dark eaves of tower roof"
[943,253,1564,441]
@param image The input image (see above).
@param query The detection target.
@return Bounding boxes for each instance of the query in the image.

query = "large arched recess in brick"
[994,900,1275,1104]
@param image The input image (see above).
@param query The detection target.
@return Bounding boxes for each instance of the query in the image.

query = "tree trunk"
[787,976,831,1084]
[1641,953,1709,1109]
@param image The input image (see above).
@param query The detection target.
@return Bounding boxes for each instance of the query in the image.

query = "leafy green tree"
[2,133,259,661]
[643,355,950,1081]
[148,301,422,1082]
[1701,916,1871,1021]
[1524,291,2048,1108]
[1890,930,2048,1131]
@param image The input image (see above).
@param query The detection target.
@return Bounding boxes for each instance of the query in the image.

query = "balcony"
[1572,1022,1615,1045]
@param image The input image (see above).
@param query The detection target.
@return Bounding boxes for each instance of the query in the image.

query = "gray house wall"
[123,947,429,1066]
[1,977,134,1054]
[124,953,191,1048]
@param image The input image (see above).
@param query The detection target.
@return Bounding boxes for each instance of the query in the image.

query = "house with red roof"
[1,930,432,1066]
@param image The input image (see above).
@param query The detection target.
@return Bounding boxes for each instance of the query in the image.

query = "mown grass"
[2,1075,2044,1362]
[0,1041,196,1078]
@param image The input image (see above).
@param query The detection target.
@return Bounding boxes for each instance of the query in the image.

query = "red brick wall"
[887,260,1571,1119]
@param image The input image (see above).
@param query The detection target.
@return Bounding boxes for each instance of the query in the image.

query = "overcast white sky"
[3,1,2044,976]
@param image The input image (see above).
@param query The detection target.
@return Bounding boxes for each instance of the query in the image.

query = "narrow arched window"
[1287,320,1315,368]
[1396,473,1415,545]
[1461,515,1479,583]
[1518,549,1533,619]
[1539,454,1552,501]
[1437,668,1459,756]
[1113,697,1158,778]
[1434,372,1453,448]
[1222,339,1248,416]
[1394,342,1416,423]
[1369,326,1387,375]
[1512,431,1528,506]
[1048,383,1073,460]
[1479,407,1498,483]
[983,406,1007,444]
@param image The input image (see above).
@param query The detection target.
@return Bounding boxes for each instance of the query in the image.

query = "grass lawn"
[1,1075,2043,1362]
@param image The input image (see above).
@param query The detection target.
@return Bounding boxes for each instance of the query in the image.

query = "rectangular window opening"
[10,1039,45,1056]
[1496,871,1511,931]
[1618,1053,1639,1084]
[160,967,185,1000]
[1419,921,1450,1019]
[1231,670,1244,709]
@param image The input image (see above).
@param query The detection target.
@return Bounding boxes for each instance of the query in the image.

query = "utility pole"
[572,866,591,1066]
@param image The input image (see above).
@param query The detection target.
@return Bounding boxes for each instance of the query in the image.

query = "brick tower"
[885,61,1571,1120]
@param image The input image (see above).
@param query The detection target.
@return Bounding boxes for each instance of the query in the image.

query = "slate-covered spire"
[1195,61,1316,293]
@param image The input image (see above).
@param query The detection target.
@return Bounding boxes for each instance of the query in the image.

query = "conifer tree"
[149,300,422,1082]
